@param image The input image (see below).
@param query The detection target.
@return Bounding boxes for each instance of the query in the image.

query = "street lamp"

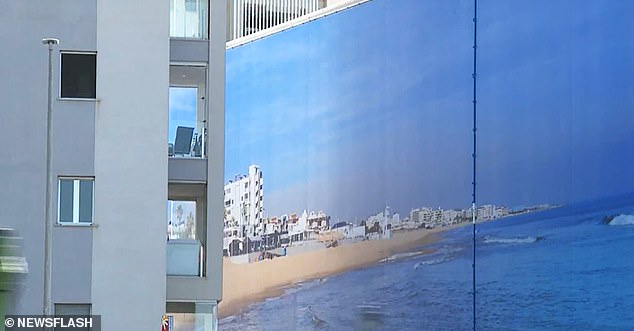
[41,37,59,317]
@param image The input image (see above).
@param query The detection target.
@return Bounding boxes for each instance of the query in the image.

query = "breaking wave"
[414,257,449,269]
[383,250,429,263]
[412,245,463,269]
[607,214,634,226]
[301,305,328,327]
[356,302,387,322]
[482,236,544,245]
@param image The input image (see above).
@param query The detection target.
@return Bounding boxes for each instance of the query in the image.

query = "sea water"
[219,193,634,330]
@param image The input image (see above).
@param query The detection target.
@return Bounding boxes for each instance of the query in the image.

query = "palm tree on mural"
[186,212,195,239]
[176,204,184,226]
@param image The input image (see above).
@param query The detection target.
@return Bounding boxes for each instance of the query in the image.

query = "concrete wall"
[0,0,96,314]
[92,0,168,330]
[51,227,93,303]
[169,159,208,182]
[171,39,209,63]
[207,0,227,302]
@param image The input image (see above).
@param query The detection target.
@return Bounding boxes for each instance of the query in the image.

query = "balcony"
[169,65,207,160]
[226,0,329,41]
[166,188,206,277]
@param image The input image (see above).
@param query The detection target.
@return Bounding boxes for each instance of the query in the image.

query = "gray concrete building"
[0,0,225,330]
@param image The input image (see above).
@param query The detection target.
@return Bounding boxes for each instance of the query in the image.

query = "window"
[168,86,198,157]
[55,303,91,331]
[60,52,96,99]
[168,65,208,158]
[58,178,94,224]
[167,200,196,240]
[170,0,208,39]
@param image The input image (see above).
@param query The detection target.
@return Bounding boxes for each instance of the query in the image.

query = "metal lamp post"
[41,37,59,317]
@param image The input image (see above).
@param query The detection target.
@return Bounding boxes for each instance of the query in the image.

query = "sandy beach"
[219,226,454,318]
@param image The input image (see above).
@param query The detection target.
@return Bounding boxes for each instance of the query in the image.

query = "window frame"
[169,0,209,40]
[58,50,97,101]
[57,177,95,226]
[167,199,198,241]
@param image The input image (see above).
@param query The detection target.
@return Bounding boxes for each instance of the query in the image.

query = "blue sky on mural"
[477,0,634,206]
[217,0,634,219]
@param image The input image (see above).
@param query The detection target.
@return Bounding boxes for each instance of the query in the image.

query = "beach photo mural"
[471,0,634,329]
[218,0,634,329]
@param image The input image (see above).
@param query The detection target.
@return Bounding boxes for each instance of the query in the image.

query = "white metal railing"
[227,0,325,41]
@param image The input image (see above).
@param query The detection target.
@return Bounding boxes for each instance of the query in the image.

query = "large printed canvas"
[220,0,634,329]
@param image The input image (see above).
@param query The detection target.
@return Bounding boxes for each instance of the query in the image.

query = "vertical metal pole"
[250,0,254,35]
[256,0,260,33]
[471,1,478,330]
[233,0,237,40]
[260,0,264,32]
[237,0,242,38]
[41,37,59,318]
[276,0,280,27]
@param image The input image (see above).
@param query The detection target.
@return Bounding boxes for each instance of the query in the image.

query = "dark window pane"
[79,180,93,223]
[61,53,96,99]
[59,180,74,223]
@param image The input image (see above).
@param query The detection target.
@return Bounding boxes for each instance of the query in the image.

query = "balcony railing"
[227,0,325,41]
[167,240,204,276]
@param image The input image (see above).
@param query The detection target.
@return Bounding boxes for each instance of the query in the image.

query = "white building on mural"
[363,206,393,238]
[224,165,264,239]
[307,210,331,231]
[473,204,510,220]
[286,211,307,241]
[476,204,493,220]
[410,207,431,224]
[494,206,510,219]
[392,212,400,225]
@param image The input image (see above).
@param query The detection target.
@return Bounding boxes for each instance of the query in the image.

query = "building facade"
[0,0,225,330]
[223,165,263,253]
[306,210,330,232]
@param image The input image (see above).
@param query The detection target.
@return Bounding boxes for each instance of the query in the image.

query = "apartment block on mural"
[223,165,264,241]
